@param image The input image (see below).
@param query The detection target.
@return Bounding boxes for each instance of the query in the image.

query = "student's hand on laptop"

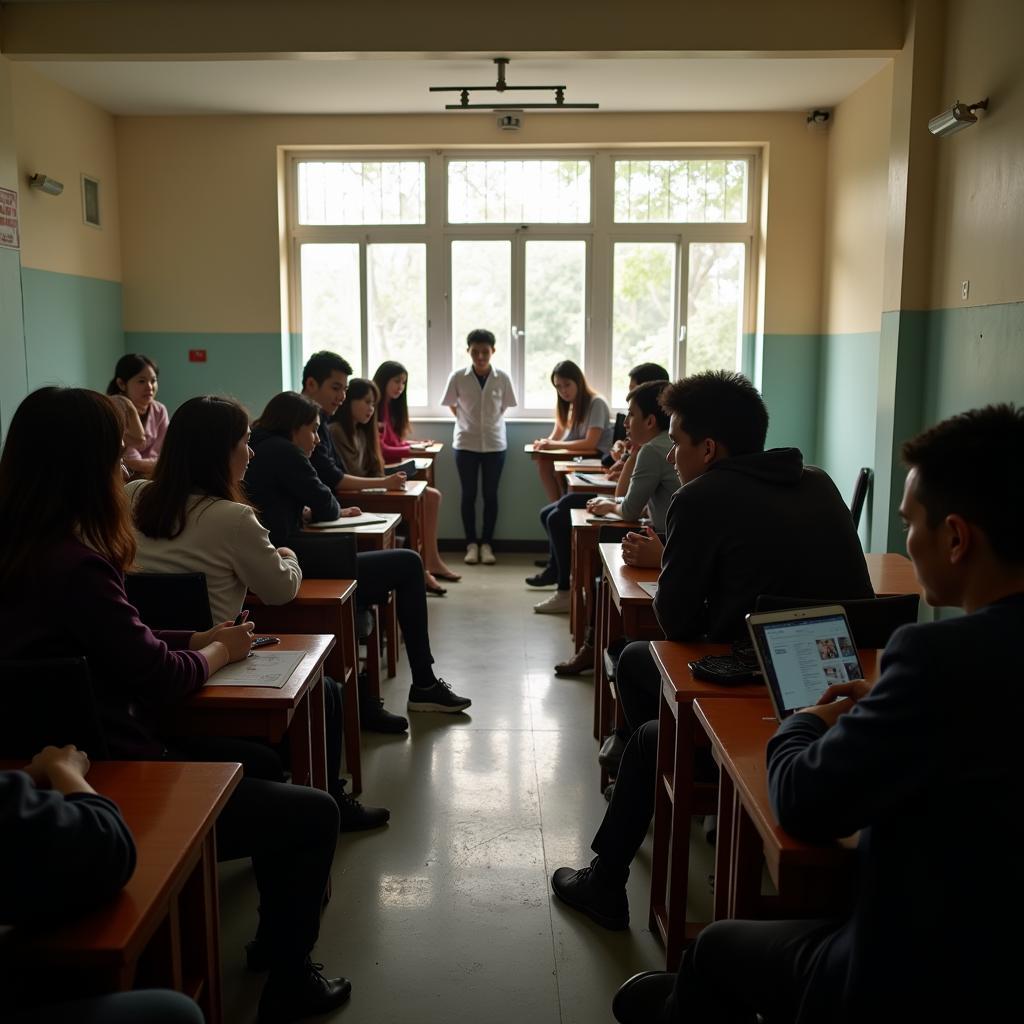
[587,498,617,516]
[340,506,363,517]
[385,472,407,491]
[622,526,663,568]
[798,679,872,727]
[192,620,255,662]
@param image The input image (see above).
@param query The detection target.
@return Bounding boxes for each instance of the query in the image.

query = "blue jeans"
[454,449,507,543]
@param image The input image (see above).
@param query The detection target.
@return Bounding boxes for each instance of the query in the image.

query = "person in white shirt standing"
[441,329,518,565]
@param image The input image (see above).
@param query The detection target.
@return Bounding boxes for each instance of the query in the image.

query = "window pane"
[450,241,512,375]
[524,240,586,408]
[300,243,361,372]
[612,242,676,389]
[297,161,425,225]
[367,244,428,406]
[448,160,590,223]
[685,242,745,375]
[613,159,748,223]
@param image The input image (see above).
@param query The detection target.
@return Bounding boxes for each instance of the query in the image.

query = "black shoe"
[603,782,615,802]
[551,863,629,930]
[257,960,352,1023]
[598,731,625,771]
[612,971,676,1024]
[407,678,472,713]
[361,695,409,733]
[335,788,390,831]
[526,568,558,587]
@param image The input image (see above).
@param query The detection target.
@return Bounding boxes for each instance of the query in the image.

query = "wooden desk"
[594,543,662,770]
[525,443,599,461]
[566,472,617,495]
[693,697,857,925]
[1,760,240,1023]
[554,459,606,476]
[355,480,427,559]
[164,633,337,795]
[569,509,641,651]
[407,442,443,487]
[312,510,400,552]
[865,552,921,597]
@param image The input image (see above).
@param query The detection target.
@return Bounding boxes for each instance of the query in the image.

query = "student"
[441,328,518,566]
[127,395,388,830]
[0,387,351,1023]
[3,744,204,1024]
[551,380,678,658]
[531,360,613,503]
[373,359,436,464]
[614,370,872,732]
[608,403,1024,1023]
[244,391,472,715]
[106,353,168,477]
[603,362,670,478]
[332,378,461,592]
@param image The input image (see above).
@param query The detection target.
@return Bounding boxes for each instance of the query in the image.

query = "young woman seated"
[372,360,438,462]
[127,394,388,829]
[106,353,168,478]
[244,391,471,715]
[331,378,459,593]
[0,387,351,1022]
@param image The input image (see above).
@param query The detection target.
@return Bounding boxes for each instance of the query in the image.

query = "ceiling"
[26,56,890,117]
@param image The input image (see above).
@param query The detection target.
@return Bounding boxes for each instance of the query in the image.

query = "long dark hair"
[107,353,158,396]
[372,360,410,439]
[332,378,384,476]
[254,391,320,438]
[551,360,594,431]
[133,396,251,540]
[0,388,135,585]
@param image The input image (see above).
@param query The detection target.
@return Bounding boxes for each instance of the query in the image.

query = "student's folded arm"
[618,446,658,520]
[309,440,344,492]
[229,505,303,606]
[767,630,937,841]
[282,448,340,524]
[0,772,137,925]
[653,491,714,640]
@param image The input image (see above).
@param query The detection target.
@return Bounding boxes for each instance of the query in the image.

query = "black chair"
[124,572,214,630]
[0,657,110,759]
[753,593,920,650]
[286,531,358,580]
[850,467,872,530]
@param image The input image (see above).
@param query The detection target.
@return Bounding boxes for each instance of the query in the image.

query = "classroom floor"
[218,553,714,1024]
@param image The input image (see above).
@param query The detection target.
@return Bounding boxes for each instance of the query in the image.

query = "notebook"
[308,513,388,529]
[745,605,865,720]
[575,472,612,486]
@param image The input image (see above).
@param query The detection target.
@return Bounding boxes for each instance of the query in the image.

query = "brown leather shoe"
[554,643,594,676]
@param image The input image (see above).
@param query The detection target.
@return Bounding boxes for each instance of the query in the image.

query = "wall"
[11,62,123,393]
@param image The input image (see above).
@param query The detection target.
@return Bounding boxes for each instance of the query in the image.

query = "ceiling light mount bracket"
[430,58,598,111]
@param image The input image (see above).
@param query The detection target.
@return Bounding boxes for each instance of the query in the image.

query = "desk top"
[407,442,443,456]
[865,552,921,597]
[598,542,659,603]
[693,697,858,867]
[357,479,427,498]
[554,459,606,474]
[189,633,334,709]
[571,508,641,530]
[247,579,357,607]
[567,472,617,492]
[1,760,241,965]
[308,511,401,537]
[524,443,599,459]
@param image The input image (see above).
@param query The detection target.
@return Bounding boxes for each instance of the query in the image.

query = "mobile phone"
[251,635,280,647]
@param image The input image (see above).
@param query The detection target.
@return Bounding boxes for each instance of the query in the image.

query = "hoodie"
[654,448,873,642]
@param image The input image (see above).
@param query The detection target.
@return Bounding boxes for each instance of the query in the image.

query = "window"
[288,151,757,415]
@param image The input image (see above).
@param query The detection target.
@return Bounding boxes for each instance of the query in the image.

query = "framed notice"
[0,187,19,249]
[82,174,101,228]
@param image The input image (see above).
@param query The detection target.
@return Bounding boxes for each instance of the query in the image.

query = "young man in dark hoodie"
[609,404,1024,1024]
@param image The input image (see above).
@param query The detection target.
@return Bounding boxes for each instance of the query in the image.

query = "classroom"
[0,1,1021,1022]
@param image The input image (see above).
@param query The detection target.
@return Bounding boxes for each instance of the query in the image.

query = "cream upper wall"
[116,110,827,334]
[11,62,121,281]
[929,0,1024,309]
[821,63,893,334]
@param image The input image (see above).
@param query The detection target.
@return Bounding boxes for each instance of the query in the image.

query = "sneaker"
[360,696,409,734]
[525,566,558,587]
[332,784,390,831]
[479,542,496,565]
[534,589,571,614]
[554,642,595,675]
[551,863,629,930]
[257,959,352,1023]
[408,678,472,713]
[464,542,480,564]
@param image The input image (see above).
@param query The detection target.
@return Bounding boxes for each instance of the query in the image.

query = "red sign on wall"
[188,349,207,363]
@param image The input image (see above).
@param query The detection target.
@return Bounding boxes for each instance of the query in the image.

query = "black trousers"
[539,492,593,589]
[14,990,206,1024]
[617,639,663,733]
[454,449,507,543]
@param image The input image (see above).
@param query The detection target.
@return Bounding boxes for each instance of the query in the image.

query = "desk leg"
[339,599,363,795]
[713,765,736,921]
[309,673,328,792]
[650,688,677,947]
[199,830,224,1024]
[599,595,624,792]
[729,805,764,920]
[287,693,313,788]
[664,702,698,968]
[593,575,607,741]
[570,528,581,645]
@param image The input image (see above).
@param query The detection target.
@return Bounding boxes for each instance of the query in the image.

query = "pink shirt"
[122,400,169,462]
[379,401,412,462]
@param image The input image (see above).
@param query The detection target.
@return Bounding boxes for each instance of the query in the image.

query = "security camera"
[29,174,64,196]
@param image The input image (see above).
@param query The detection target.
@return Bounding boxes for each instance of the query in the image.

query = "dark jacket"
[0,770,136,925]
[654,449,873,641]
[767,593,1024,1021]
[244,427,340,547]
[0,539,209,758]
[310,416,347,491]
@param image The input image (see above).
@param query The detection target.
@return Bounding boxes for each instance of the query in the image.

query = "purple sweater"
[0,538,209,758]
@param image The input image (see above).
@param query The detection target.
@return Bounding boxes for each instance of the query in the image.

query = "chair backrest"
[287,532,358,580]
[850,467,873,530]
[598,524,632,545]
[753,593,920,650]
[612,412,627,443]
[0,657,110,759]
[124,572,214,631]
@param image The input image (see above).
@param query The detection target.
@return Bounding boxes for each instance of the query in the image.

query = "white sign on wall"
[0,187,19,249]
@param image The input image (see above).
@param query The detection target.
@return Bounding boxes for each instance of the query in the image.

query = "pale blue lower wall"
[21,268,123,393]
[0,247,27,440]
[758,333,820,463]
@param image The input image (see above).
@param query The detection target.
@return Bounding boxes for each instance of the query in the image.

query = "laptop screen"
[747,610,864,718]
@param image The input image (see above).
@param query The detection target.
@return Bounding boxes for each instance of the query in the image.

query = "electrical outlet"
[961,280,970,301]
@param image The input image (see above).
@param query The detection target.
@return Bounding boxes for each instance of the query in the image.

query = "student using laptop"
[610,403,1024,1023]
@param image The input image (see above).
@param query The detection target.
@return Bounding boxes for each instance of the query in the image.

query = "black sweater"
[654,448,873,641]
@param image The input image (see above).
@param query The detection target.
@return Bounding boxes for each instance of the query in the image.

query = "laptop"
[745,605,865,721]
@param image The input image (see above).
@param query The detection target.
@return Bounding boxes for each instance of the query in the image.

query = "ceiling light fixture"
[430,58,598,111]
[928,98,989,137]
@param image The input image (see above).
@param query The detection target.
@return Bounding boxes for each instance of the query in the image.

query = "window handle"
[511,326,525,339]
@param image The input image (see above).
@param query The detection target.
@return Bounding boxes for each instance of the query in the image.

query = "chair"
[0,657,110,759]
[753,593,919,649]
[850,467,872,531]
[124,572,214,630]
